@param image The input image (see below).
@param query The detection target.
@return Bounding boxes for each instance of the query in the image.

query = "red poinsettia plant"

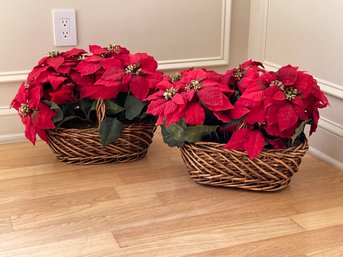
[11,44,163,146]
[147,61,328,159]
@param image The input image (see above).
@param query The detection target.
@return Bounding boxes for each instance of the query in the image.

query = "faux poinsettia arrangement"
[147,61,328,159]
[11,44,163,146]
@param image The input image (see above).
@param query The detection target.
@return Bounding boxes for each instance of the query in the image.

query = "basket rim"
[47,122,156,133]
[182,138,308,155]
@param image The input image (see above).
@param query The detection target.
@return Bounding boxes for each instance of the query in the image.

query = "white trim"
[309,146,343,172]
[247,0,342,99]
[158,57,226,70]
[318,117,343,138]
[0,133,25,144]
[0,107,17,117]
[248,0,269,60]
[0,0,231,82]
[0,70,30,84]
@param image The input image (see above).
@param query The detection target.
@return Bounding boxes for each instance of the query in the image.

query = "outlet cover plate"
[52,9,77,46]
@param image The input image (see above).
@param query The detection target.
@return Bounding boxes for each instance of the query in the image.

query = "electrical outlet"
[52,10,77,46]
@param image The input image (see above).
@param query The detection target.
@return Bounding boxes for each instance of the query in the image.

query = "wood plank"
[112,202,299,248]
[11,194,162,231]
[0,187,119,217]
[0,167,123,205]
[106,218,303,257]
[307,245,343,257]
[184,225,343,257]
[0,232,119,257]
[291,206,343,230]
[115,176,197,198]
[0,217,12,234]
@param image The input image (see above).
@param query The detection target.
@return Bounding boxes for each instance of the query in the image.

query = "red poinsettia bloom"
[262,65,328,137]
[179,68,234,125]
[122,53,163,101]
[147,79,186,126]
[222,60,265,93]
[147,68,234,126]
[11,83,56,144]
[225,127,265,159]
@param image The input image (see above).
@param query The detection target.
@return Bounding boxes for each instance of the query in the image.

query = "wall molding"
[0,0,231,83]
[309,146,343,171]
[248,0,342,99]
[0,106,17,117]
[0,133,25,144]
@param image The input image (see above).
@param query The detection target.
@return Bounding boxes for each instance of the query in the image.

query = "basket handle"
[96,98,106,128]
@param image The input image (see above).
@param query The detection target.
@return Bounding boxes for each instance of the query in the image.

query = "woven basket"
[47,123,155,164]
[180,140,308,191]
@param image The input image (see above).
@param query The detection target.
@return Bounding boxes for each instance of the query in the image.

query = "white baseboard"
[0,133,25,144]
[309,146,343,172]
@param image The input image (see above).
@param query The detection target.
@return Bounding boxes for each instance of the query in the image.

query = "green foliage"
[105,100,124,115]
[99,117,123,147]
[161,119,218,147]
[124,95,147,120]
[291,119,311,143]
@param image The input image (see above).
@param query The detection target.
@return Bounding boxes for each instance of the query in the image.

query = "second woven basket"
[180,140,308,192]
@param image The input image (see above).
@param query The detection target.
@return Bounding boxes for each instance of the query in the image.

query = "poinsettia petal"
[63,48,87,58]
[46,84,74,105]
[46,56,64,70]
[224,129,249,150]
[36,128,49,142]
[146,98,167,116]
[101,66,125,81]
[185,102,205,125]
[277,65,298,85]
[89,45,107,55]
[100,58,123,69]
[309,108,319,135]
[230,104,250,120]
[34,103,56,130]
[75,61,102,76]
[245,104,265,124]
[277,103,298,131]
[21,115,36,145]
[198,87,233,111]
[139,53,158,74]
[130,76,149,101]
[245,130,265,159]
[28,86,41,110]
[47,75,67,90]
[172,94,185,105]
[213,111,232,123]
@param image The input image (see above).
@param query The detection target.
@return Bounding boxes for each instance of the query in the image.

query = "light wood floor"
[0,134,342,257]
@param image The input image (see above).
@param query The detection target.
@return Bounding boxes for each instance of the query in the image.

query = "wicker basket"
[47,123,155,164]
[180,140,308,191]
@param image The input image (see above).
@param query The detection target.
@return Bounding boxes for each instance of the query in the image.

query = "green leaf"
[161,125,185,147]
[291,119,311,143]
[99,117,123,147]
[79,99,93,116]
[182,125,218,142]
[165,122,185,141]
[105,100,124,115]
[166,121,218,143]
[124,95,147,120]
[56,115,80,127]
[50,102,64,123]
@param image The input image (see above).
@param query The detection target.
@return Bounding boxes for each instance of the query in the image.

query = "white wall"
[0,0,251,142]
[248,0,343,170]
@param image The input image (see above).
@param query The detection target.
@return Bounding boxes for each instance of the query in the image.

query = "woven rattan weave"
[180,140,308,191]
[47,123,155,164]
